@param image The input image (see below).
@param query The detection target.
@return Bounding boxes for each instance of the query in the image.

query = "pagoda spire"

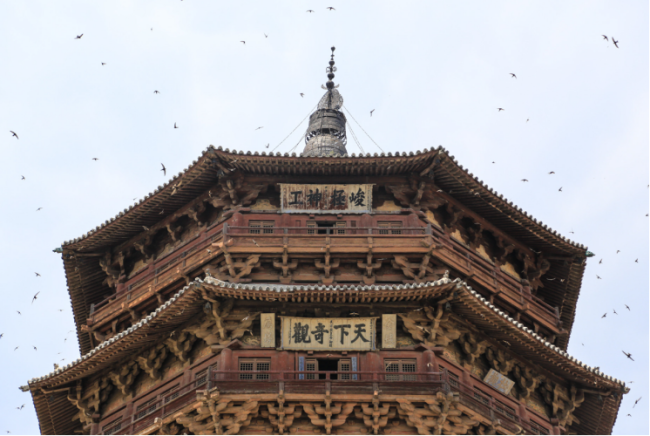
[302,47,348,157]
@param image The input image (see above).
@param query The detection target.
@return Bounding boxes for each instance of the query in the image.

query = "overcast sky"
[0,1,647,434]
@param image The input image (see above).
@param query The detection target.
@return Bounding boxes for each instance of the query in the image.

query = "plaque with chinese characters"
[280,317,377,351]
[279,184,373,214]
[483,369,515,395]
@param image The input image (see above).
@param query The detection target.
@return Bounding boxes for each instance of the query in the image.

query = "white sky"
[0,1,647,434]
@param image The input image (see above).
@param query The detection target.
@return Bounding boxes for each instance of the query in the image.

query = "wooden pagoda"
[25,49,628,435]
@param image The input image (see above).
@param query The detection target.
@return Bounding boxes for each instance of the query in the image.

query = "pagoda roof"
[60,145,589,355]
[25,277,625,435]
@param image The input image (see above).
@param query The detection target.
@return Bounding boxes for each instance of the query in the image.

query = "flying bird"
[526,119,529,122]
[558,187,563,192]
[633,397,642,407]
[14,346,19,351]
[326,7,336,10]
[252,239,260,247]
[255,126,263,130]
[36,207,42,211]
[161,163,166,176]
[623,350,634,361]
[154,90,160,94]
[510,73,517,78]
[613,309,618,315]
[596,275,602,279]
[32,292,40,304]
[625,304,630,311]
[265,144,270,148]
[497,108,505,111]
[264,33,268,38]
[612,38,619,48]
[601,313,606,318]
[602,35,608,41]
[92,157,98,161]
[35,272,41,277]
[370,109,375,116]
[240,41,245,45]
[16,405,24,410]
[21,176,25,180]
[142,225,150,231]
[569,231,575,234]
[75,34,83,39]
[300,93,304,97]
[306,9,314,13]
[521,179,529,182]
[101,62,106,66]
[616,250,621,254]
[635,258,638,263]
[159,209,164,215]
[10,131,18,139]
[599,259,602,264]
[33,346,37,351]
[17,311,21,316]
[174,123,178,129]
[548,171,555,174]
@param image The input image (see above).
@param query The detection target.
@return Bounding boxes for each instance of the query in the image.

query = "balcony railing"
[106,370,551,435]
[89,220,561,337]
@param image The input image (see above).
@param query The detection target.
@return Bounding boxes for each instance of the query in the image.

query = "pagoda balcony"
[87,222,562,340]
[107,370,552,435]
[224,224,563,334]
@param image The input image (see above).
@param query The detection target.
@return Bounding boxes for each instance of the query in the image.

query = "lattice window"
[305,359,317,380]
[385,359,417,381]
[338,359,352,380]
[102,418,122,435]
[473,388,491,406]
[378,221,402,235]
[135,398,158,419]
[494,400,517,421]
[529,420,550,435]
[195,369,208,387]
[239,358,271,380]
[160,384,180,404]
[249,220,275,234]
[335,221,346,235]
[307,222,316,235]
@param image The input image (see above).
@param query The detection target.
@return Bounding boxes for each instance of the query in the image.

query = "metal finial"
[326,47,337,89]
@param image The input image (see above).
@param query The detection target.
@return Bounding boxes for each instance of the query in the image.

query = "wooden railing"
[89,226,225,320]
[89,220,561,336]
[106,370,552,435]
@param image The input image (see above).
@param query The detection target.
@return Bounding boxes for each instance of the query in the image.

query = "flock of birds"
[2,10,645,434]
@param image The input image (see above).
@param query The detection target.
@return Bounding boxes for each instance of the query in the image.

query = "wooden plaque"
[279,184,373,214]
[261,313,276,348]
[382,314,397,348]
[483,369,515,395]
[280,317,376,351]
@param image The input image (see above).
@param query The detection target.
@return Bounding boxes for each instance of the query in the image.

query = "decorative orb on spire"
[302,47,348,157]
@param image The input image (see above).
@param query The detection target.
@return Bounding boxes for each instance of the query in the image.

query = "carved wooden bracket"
[217,251,261,283]
[301,398,357,435]
[108,361,140,397]
[314,238,340,284]
[267,393,302,434]
[136,343,169,381]
[485,347,516,375]
[165,331,197,362]
[273,246,298,284]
